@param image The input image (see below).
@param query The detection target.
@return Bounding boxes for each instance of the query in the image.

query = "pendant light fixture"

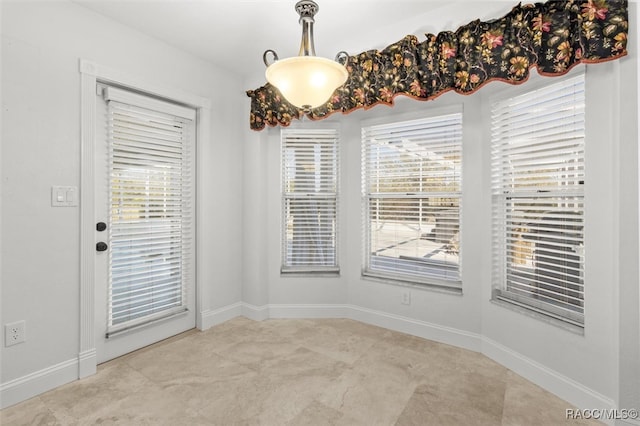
[263,0,349,111]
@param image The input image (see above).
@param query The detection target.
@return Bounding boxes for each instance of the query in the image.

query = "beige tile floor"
[1,317,600,425]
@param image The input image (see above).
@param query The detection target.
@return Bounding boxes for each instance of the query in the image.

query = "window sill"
[361,272,463,296]
[490,297,585,335]
[280,269,341,278]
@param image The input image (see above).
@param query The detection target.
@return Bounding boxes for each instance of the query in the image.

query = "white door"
[95,85,196,363]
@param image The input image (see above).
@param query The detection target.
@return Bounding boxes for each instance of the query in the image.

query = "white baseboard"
[238,302,481,351]
[2,301,625,421]
[242,303,481,352]
[241,302,270,321]
[239,302,617,420]
[482,337,617,425]
[347,304,482,352]
[239,303,348,321]
[199,302,243,330]
[77,349,97,379]
[0,358,78,410]
[268,303,349,319]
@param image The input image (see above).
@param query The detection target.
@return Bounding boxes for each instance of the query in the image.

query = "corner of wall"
[616,0,640,413]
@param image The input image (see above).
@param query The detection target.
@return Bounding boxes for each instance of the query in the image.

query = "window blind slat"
[111,255,181,270]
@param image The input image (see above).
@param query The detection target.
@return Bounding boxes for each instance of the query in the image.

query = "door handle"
[96,242,108,252]
[96,222,107,232]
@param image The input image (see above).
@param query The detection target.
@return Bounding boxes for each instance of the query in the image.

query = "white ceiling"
[72,0,515,80]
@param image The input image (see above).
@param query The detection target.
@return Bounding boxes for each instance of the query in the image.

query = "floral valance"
[247,0,628,131]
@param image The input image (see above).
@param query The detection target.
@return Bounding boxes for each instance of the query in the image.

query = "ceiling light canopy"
[263,0,348,111]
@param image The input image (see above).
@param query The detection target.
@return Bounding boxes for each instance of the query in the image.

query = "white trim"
[195,106,211,330]
[77,349,96,380]
[103,86,196,120]
[4,301,624,418]
[235,302,480,350]
[79,58,212,375]
[230,302,615,414]
[241,302,270,321]
[347,304,481,352]
[482,337,616,418]
[79,60,211,110]
[268,304,349,319]
[0,359,78,409]
[199,303,243,330]
[79,67,97,379]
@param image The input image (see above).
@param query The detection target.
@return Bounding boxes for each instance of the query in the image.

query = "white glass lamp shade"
[265,56,348,109]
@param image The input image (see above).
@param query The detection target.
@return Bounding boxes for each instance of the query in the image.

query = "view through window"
[362,112,462,287]
[491,71,585,326]
[281,129,339,272]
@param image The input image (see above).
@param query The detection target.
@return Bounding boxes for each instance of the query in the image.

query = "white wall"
[1,0,243,405]
[617,4,640,414]
[242,23,639,421]
[1,0,637,418]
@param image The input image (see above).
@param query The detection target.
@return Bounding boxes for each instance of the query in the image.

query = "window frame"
[490,69,586,328]
[361,106,464,290]
[280,127,340,274]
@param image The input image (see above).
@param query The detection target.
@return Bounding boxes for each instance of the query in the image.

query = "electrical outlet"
[401,290,411,305]
[5,321,26,347]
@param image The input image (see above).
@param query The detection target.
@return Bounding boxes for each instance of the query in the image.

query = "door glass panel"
[107,101,193,335]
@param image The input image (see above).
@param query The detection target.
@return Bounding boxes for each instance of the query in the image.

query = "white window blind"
[281,129,339,272]
[362,112,462,287]
[105,87,195,336]
[491,72,585,326]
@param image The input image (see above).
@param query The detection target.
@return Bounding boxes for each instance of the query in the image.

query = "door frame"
[79,59,211,378]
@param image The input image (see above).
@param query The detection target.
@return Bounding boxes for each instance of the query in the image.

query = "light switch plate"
[51,186,78,207]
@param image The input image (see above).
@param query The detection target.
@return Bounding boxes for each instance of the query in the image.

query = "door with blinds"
[95,86,196,363]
